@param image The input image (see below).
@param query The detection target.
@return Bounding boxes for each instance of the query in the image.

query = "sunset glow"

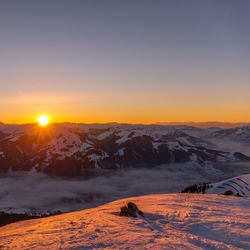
[0,2,250,249]
[37,115,49,127]
[0,1,249,124]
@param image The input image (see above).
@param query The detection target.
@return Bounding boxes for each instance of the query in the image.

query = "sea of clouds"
[0,162,250,214]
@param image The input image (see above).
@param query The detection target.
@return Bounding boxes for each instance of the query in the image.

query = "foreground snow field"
[0,194,249,250]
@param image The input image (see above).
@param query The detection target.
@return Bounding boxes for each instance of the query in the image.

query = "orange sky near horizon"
[1,1,250,125]
[0,76,249,124]
[1,92,249,124]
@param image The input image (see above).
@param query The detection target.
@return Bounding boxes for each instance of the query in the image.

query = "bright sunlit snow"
[0,194,249,250]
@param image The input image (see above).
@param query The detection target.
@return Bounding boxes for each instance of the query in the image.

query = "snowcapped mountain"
[209,126,250,143]
[0,123,249,224]
[0,193,249,250]
[0,123,249,177]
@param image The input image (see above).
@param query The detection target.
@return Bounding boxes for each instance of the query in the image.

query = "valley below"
[0,123,250,225]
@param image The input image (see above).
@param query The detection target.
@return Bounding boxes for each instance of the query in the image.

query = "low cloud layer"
[1,162,250,214]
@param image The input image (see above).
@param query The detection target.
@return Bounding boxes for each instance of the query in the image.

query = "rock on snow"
[0,194,249,250]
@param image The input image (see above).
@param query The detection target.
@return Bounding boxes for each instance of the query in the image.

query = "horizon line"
[1,120,250,126]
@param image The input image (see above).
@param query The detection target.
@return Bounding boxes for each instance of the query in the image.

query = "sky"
[0,0,249,124]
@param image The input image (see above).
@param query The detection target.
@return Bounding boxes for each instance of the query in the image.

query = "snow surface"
[207,174,250,196]
[0,193,249,250]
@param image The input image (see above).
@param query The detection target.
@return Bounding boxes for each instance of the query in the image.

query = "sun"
[37,115,49,127]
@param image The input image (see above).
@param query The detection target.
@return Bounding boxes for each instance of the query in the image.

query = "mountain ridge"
[0,124,250,177]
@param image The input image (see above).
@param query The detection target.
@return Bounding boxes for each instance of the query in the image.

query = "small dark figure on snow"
[120,202,144,217]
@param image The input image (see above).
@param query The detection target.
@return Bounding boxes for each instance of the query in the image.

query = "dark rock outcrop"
[120,202,144,217]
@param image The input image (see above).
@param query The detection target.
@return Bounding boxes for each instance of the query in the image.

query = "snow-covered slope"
[209,126,250,142]
[207,174,250,196]
[181,174,250,197]
[0,193,249,250]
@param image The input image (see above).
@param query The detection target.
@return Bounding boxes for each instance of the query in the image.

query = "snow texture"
[207,174,250,196]
[0,193,249,250]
